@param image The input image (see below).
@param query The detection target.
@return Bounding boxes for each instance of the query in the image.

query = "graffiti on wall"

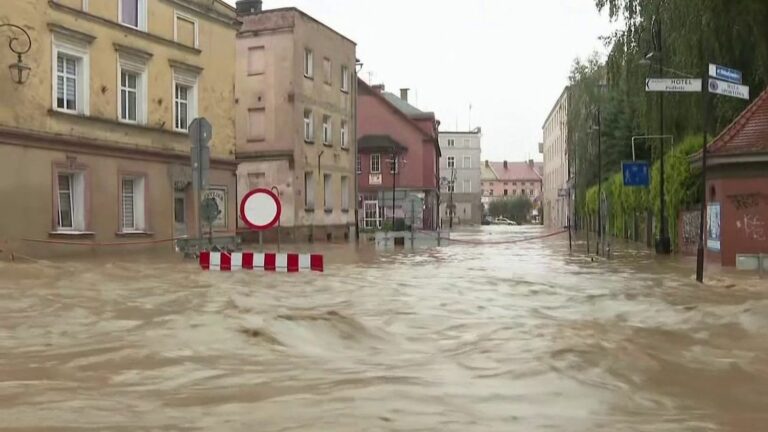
[728,193,768,242]
[678,210,701,255]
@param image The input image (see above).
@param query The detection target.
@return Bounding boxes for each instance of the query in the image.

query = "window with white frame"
[303,109,314,142]
[304,171,315,209]
[173,69,198,131]
[119,0,147,31]
[447,138,455,147]
[463,156,471,168]
[53,37,90,115]
[304,48,313,78]
[356,155,361,174]
[370,153,381,173]
[341,65,350,92]
[56,171,86,231]
[174,11,198,47]
[118,54,147,124]
[323,174,333,211]
[120,176,146,232]
[340,120,348,148]
[447,156,456,169]
[322,115,332,145]
[341,176,350,211]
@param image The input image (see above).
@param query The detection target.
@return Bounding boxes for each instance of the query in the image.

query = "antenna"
[367,71,374,83]
[469,103,472,130]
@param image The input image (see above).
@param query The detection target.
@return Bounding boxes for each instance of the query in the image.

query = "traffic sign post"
[622,161,650,187]
[189,117,212,244]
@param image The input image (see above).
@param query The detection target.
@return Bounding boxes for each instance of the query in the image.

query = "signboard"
[622,161,650,187]
[707,202,721,251]
[240,188,281,231]
[709,64,742,84]
[646,78,702,93]
[708,78,750,100]
[369,173,382,186]
[190,118,212,190]
[203,186,228,228]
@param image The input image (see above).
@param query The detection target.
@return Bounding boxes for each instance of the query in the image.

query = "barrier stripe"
[201,252,324,273]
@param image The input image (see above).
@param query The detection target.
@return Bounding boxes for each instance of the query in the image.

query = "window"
[248,108,265,140]
[389,155,398,174]
[119,0,146,30]
[323,58,332,84]
[356,155,361,174]
[56,54,79,112]
[463,156,471,168]
[463,180,471,193]
[370,153,381,173]
[304,48,313,78]
[340,120,348,149]
[324,174,333,211]
[341,65,350,92]
[341,176,350,211]
[303,109,314,142]
[489,189,494,196]
[447,138,455,147]
[118,53,147,124]
[56,172,85,231]
[173,69,198,132]
[447,156,456,169]
[322,115,332,145]
[504,189,508,196]
[530,189,535,197]
[448,181,455,193]
[304,172,314,209]
[53,33,91,115]
[174,11,198,47]
[120,176,146,232]
[247,46,265,75]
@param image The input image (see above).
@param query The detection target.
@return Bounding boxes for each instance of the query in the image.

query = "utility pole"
[391,148,397,230]
[696,75,709,283]
[656,12,671,254]
[449,168,456,229]
[596,106,602,257]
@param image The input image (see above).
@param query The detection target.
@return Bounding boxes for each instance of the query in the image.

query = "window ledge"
[341,146,350,152]
[304,75,314,80]
[322,142,333,147]
[324,208,333,214]
[304,207,315,213]
[247,137,266,143]
[341,209,350,214]
[49,231,95,238]
[304,140,315,145]
[341,89,350,94]
[116,231,154,238]
[48,109,188,137]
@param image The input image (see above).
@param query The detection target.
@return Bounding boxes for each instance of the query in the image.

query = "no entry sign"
[240,188,281,231]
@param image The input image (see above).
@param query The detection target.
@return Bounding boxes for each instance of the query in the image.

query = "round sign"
[239,188,282,231]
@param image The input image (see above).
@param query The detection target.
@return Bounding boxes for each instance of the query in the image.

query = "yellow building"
[0,0,239,257]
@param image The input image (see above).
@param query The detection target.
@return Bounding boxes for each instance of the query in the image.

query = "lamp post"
[353,59,363,240]
[1,23,32,84]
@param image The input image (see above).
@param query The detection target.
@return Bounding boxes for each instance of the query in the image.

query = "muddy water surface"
[1,226,768,431]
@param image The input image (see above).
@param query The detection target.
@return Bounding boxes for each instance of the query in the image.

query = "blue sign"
[709,64,742,84]
[622,161,650,187]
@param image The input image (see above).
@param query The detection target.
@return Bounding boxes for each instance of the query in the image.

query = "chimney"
[371,84,385,93]
[485,160,489,168]
[400,88,410,102]
[236,0,263,15]
[503,160,508,169]
[528,159,534,168]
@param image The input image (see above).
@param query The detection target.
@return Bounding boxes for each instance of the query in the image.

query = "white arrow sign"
[646,78,702,92]
[708,78,749,100]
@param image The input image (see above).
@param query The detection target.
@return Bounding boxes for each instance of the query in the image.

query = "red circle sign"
[239,188,282,231]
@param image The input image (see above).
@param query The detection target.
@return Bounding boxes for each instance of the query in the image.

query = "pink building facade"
[356,81,440,230]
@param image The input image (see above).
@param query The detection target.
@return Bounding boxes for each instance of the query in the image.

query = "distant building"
[235,2,357,242]
[691,86,768,268]
[356,83,440,230]
[541,87,570,229]
[481,160,543,220]
[438,128,482,225]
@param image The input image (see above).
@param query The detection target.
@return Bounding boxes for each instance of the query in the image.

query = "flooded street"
[1,226,768,431]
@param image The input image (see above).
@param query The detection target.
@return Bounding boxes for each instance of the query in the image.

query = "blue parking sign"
[622,161,650,187]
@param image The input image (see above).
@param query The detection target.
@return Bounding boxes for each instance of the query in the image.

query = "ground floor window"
[56,171,86,231]
[120,175,146,232]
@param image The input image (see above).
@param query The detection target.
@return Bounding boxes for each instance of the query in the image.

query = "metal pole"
[657,14,671,255]
[391,149,396,230]
[568,190,572,253]
[271,186,281,253]
[596,106,602,257]
[449,169,455,230]
[696,68,710,283]
[195,121,203,246]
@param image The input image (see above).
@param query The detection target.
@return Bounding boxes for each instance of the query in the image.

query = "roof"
[381,92,427,116]
[358,135,408,153]
[705,86,768,156]
[481,163,497,181]
[440,128,482,135]
[239,7,356,45]
[489,161,542,182]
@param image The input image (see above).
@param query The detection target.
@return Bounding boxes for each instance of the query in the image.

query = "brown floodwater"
[1,226,767,431]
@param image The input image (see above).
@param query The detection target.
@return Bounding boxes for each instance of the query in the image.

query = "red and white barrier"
[199,251,324,272]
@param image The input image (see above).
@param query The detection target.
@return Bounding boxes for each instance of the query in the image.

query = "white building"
[541,87,569,229]
[438,128,482,225]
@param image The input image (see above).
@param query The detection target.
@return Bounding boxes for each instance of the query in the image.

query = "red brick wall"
[708,176,768,266]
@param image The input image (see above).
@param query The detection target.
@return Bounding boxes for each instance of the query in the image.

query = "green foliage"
[488,197,533,224]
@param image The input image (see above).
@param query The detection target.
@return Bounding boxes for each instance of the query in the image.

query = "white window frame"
[82,0,89,11]
[323,174,333,211]
[340,120,348,149]
[447,156,456,169]
[447,138,455,147]
[463,156,472,169]
[341,65,350,92]
[304,48,314,79]
[55,171,86,232]
[341,176,350,211]
[370,153,381,174]
[52,37,90,115]
[303,109,314,142]
[356,155,362,174]
[322,115,332,145]
[120,175,147,232]
[118,0,148,31]
[173,68,198,132]
[117,53,148,125]
[304,171,315,209]
[173,10,199,48]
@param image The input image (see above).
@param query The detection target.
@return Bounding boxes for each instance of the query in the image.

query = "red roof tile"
[489,162,542,182]
[708,86,768,156]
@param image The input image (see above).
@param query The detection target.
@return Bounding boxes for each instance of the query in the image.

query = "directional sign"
[646,78,702,93]
[708,78,750,100]
[622,161,650,187]
[709,64,742,84]
[240,188,282,231]
[189,117,212,146]
[200,197,221,225]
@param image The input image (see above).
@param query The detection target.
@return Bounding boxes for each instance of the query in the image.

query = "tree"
[488,197,533,224]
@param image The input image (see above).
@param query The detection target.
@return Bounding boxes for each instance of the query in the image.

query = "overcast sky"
[224,0,618,162]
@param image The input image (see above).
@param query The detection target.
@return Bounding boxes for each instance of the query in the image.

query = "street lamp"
[1,24,32,84]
